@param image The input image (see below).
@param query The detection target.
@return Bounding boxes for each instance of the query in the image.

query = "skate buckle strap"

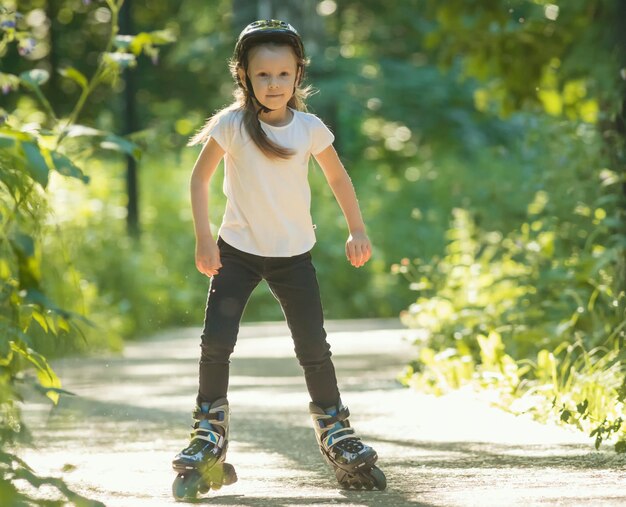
[317,406,350,429]
[193,409,225,422]
[192,427,225,448]
[323,426,357,448]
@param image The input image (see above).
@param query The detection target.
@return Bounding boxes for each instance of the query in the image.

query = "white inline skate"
[310,399,386,490]
[172,398,237,500]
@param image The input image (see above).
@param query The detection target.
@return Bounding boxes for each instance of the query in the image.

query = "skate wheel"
[222,462,238,486]
[335,468,366,490]
[334,468,351,489]
[172,473,199,501]
[195,462,238,491]
[368,466,387,491]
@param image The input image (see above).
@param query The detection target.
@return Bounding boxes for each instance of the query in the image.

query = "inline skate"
[172,397,237,500]
[309,399,386,490]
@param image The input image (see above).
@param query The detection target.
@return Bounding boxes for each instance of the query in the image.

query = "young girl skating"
[171,19,386,499]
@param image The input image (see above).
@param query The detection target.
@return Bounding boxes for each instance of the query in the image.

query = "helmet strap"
[245,74,274,113]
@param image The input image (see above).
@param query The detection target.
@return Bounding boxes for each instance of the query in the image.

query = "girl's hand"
[195,236,222,277]
[346,231,371,268]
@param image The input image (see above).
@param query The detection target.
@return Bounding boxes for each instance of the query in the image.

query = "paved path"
[20,320,626,506]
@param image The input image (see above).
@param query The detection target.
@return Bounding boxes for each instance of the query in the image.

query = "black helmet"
[234,19,305,67]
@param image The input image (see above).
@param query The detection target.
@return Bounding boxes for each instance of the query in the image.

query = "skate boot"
[309,399,386,490]
[171,397,237,500]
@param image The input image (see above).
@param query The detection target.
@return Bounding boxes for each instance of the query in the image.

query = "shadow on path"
[20,323,626,507]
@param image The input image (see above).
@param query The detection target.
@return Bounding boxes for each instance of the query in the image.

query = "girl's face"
[239,44,300,113]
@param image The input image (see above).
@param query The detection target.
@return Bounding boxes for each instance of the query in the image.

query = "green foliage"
[391,0,626,452]
[0,139,98,503]
[41,150,213,340]
[396,121,626,448]
[422,0,625,117]
[1,1,174,503]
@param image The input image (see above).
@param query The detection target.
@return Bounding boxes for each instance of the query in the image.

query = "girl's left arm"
[314,144,371,268]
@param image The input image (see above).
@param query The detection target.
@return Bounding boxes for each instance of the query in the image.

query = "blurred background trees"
[1,3,625,501]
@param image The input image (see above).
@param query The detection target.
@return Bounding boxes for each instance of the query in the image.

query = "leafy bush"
[1,1,173,503]
[396,117,626,449]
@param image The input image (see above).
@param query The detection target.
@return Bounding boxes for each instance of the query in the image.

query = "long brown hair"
[188,38,314,159]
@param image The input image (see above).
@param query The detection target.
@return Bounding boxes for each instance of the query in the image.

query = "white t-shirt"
[207,108,335,257]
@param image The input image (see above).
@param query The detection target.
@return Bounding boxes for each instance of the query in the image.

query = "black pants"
[198,237,340,408]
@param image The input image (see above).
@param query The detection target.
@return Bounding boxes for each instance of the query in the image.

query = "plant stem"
[31,84,58,122]
[56,0,124,148]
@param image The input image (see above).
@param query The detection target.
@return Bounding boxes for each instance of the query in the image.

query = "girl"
[171,20,386,499]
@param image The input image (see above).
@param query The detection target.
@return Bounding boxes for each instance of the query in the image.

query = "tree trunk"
[120,0,140,238]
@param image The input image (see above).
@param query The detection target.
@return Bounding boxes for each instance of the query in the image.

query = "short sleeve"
[206,111,235,152]
[310,115,335,155]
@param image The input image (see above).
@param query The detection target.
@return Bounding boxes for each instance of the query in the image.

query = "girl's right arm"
[190,137,225,277]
